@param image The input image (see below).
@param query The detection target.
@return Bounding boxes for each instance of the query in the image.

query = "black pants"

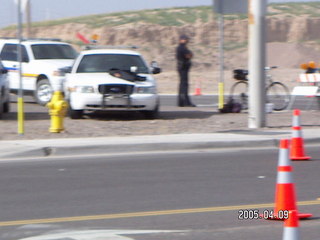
[178,68,192,106]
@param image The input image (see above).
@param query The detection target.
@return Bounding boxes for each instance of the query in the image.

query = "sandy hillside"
[1,3,320,93]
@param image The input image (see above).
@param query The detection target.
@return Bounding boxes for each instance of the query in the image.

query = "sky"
[0,0,317,28]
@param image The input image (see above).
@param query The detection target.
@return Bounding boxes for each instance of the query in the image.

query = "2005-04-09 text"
[238,209,289,220]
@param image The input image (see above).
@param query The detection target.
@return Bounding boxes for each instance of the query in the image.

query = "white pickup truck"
[0,38,78,105]
[64,47,161,119]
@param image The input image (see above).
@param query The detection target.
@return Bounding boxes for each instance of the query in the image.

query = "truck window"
[0,44,29,62]
[31,44,77,60]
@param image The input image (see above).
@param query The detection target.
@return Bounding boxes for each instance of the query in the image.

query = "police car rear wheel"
[34,79,53,106]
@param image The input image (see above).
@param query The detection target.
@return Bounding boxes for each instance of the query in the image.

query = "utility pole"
[17,0,25,135]
[218,13,224,110]
[26,0,32,38]
[248,0,267,128]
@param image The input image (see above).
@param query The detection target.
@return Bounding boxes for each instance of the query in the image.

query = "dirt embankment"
[2,9,320,94]
[1,15,320,71]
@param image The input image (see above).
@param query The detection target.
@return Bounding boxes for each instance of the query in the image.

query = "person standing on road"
[176,34,196,107]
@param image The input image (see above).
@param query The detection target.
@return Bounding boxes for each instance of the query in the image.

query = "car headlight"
[69,86,94,93]
[135,86,156,94]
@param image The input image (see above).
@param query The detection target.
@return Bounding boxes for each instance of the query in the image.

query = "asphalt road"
[0,146,319,240]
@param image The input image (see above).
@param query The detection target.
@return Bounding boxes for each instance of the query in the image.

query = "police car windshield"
[76,54,149,74]
[32,44,77,60]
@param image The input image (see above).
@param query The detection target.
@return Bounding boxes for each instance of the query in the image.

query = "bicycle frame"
[230,66,290,111]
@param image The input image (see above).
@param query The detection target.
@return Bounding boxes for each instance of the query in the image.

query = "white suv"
[0,38,77,105]
[0,59,10,118]
[65,47,161,119]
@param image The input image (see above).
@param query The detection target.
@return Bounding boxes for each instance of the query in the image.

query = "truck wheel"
[34,79,53,106]
[3,100,9,113]
[0,96,3,119]
[69,107,83,119]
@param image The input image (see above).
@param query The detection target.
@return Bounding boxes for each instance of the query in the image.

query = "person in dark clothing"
[176,34,196,107]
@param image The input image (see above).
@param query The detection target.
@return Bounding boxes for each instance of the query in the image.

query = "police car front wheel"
[141,104,159,119]
[69,108,83,119]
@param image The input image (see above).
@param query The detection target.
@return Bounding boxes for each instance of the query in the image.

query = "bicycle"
[229,66,290,111]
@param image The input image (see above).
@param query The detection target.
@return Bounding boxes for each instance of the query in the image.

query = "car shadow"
[160,110,217,120]
[1,112,50,121]
[2,108,216,121]
[86,109,217,121]
[268,123,320,128]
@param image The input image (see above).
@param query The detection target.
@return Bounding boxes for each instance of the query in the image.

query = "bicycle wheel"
[266,82,290,111]
[230,81,248,110]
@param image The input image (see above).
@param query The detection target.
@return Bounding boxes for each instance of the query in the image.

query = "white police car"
[64,47,161,119]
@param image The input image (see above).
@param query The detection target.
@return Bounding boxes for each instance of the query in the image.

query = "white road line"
[18,229,187,240]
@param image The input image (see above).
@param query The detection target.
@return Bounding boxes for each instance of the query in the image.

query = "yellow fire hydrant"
[47,91,68,133]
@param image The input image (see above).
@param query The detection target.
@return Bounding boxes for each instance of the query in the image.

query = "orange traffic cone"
[267,139,312,220]
[290,109,311,161]
[282,210,300,240]
[194,79,202,96]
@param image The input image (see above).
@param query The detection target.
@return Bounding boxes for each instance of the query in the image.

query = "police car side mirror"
[150,61,161,74]
[22,56,29,63]
[150,61,158,68]
[63,66,72,74]
[152,67,161,75]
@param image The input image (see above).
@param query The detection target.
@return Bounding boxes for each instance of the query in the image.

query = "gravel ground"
[1,100,320,141]
[0,68,311,141]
